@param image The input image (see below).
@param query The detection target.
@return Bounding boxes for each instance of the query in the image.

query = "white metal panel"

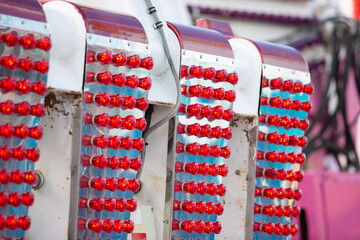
[27,89,82,240]
[43,1,86,92]
[229,38,262,116]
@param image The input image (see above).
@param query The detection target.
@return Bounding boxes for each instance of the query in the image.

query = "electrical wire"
[136,0,182,179]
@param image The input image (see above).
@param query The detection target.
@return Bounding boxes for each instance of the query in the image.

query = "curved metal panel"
[0,0,47,23]
[167,22,234,58]
[75,6,148,44]
[252,41,308,73]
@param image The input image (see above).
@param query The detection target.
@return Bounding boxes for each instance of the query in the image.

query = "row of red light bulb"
[0,170,37,185]
[259,114,309,130]
[262,77,314,95]
[86,50,154,70]
[175,161,228,177]
[1,31,51,51]
[178,103,234,121]
[0,215,31,231]
[0,146,39,162]
[256,167,304,182]
[84,92,149,111]
[177,123,232,140]
[176,142,231,159]
[0,191,34,207]
[261,96,312,112]
[172,219,222,234]
[254,204,300,218]
[79,176,140,193]
[81,134,144,151]
[181,84,236,102]
[257,150,306,164]
[77,217,134,234]
[83,113,147,131]
[85,71,152,90]
[79,196,137,212]
[0,123,42,140]
[174,180,226,196]
[0,100,44,117]
[258,131,307,148]
[0,77,46,95]
[1,54,48,73]
[255,186,302,200]
[173,199,224,215]
[181,65,238,85]
[253,221,298,236]
[81,154,142,171]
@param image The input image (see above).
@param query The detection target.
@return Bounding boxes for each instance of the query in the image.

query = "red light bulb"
[22,192,34,207]
[138,77,152,90]
[180,220,196,233]
[90,177,106,191]
[2,31,18,46]
[270,77,283,89]
[302,101,312,112]
[32,81,47,95]
[268,115,280,127]
[95,93,111,107]
[87,218,103,233]
[304,83,314,95]
[291,224,299,236]
[103,219,114,233]
[96,71,112,85]
[112,73,126,87]
[292,81,303,93]
[198,162,210,175]
[118,156,131,170]
[282,98,293,109]
[114,219,124,233]
[96,50,112,64]
[282,79,294,92]
[277,188,286,199]
[223,109,234,121]
[293,189,302,200]
[8,192,21,207]
[189,66,204,78]
[0,192,8,207]
[274,223,283,235]
[34,59,49,74]
[136,97,149,111]
[105,178,118,192]
[130,157,142,171]
[36,36,52,51]
[116,198,127,212]
[127,55,141,68]
[194,220,205,234]
[112,52,127,66]
[11,170,25,184]
[126,198,137,212]
[269,96,282,108]
[18,57,34,72]
[203,67,216,80]
[141,56,154,70]
[104,198,116,212]
[128,178,140,192]
[122,96,137,109]
[6,215,19,230]
[88,197,105,211]
[2,54,18,69]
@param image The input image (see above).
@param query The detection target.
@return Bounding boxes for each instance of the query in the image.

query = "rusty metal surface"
[218,114,257,240]
[27,88,83,240]
[74,5,148,43]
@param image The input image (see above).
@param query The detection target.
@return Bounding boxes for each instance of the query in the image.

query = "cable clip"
[153,21,163,29]
[147,6,157,14]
